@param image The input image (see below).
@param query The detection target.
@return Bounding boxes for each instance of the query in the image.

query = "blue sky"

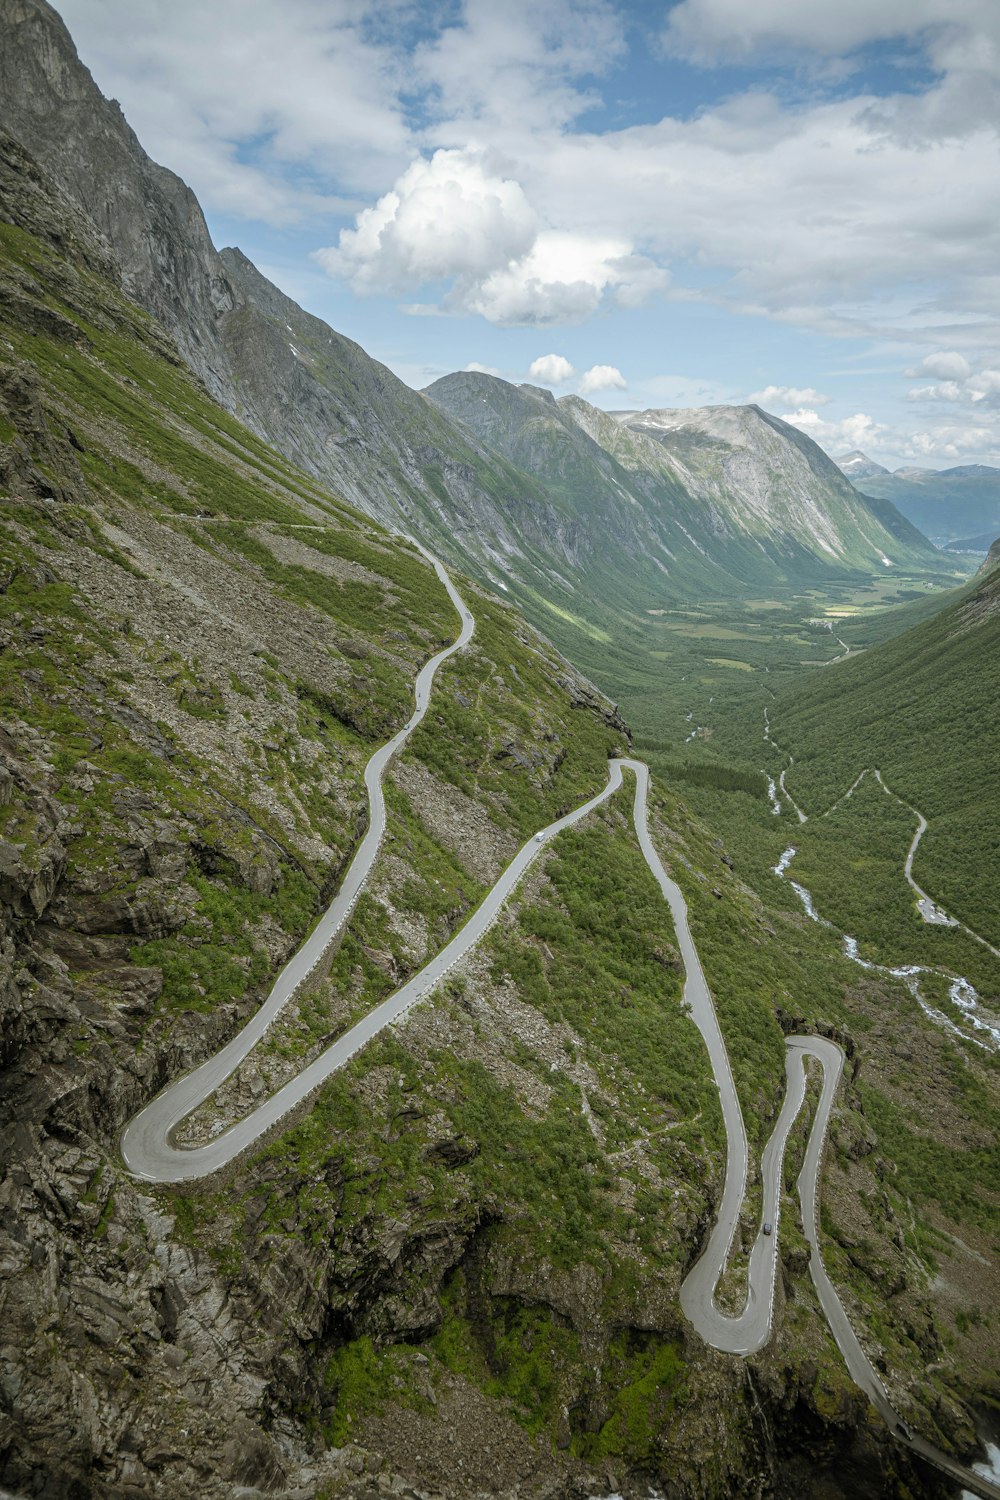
[54,0,1000,467]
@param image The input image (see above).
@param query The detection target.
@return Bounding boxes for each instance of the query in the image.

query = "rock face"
[0,0,569,576]
[427,376,941,584]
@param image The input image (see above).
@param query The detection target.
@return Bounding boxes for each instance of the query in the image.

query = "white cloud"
[317,155,668,326]
[970,369,1000,402]
[908,381,965,403]
[315,149,537,294]
[579,364,627,395]
[661,0,1000,71]
[464,233,667,326]
[783,408,890,453]
[790,405,1000,467]
[906,354,1000,407]
[414,0,626,134]
[905,352,972,380]
[897,422,1000,462]
[748,384,831,408]
[528,354,576,385]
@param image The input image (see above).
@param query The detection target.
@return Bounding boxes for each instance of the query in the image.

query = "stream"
[773,848,1000,1051]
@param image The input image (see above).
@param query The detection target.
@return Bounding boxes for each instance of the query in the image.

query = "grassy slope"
[770,563,1000,942]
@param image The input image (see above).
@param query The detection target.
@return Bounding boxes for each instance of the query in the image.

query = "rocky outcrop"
[976,536,1000,576]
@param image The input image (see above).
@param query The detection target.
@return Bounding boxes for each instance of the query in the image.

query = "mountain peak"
[833,450,890,480]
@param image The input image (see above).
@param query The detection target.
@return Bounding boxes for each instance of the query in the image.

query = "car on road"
[762,1222,773,1236]
[535,833,545,843]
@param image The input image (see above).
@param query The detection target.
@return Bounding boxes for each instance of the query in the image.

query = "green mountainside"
[767,560,1000,944]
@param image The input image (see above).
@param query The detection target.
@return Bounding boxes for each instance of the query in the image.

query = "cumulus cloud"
[528,354,576,385]
[782,408,890,454]
[579,364,627,396]
[906,354,1000,407]
[465,360,502,376]
[457,233,667,326]
[905,352,972,381]
[315,149,537,294]
[747,384,831,408]
[317,158,668,326]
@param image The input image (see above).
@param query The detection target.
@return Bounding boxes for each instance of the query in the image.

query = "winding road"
[120,551,1000,1500]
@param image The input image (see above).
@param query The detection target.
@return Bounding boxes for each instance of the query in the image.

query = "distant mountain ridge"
[834,451,1000,545]
[428,375,941,578]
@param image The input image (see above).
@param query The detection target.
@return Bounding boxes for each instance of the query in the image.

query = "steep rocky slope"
[604,403,936,571]
[0,0,575,569]
[0,128,983,1500]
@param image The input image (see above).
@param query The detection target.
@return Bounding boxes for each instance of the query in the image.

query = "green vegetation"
[767,564,1000,942]
[408,591,625,837]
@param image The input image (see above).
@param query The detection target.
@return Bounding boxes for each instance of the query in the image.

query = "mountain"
[429,378,939,579]
[942,531,997,556]
[945,464,1000,479]
[847,465,1000,546]
[834,450,890,480]
[424,374,945,698]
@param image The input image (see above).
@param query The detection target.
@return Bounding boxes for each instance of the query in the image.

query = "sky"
[53,0,1000,469]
